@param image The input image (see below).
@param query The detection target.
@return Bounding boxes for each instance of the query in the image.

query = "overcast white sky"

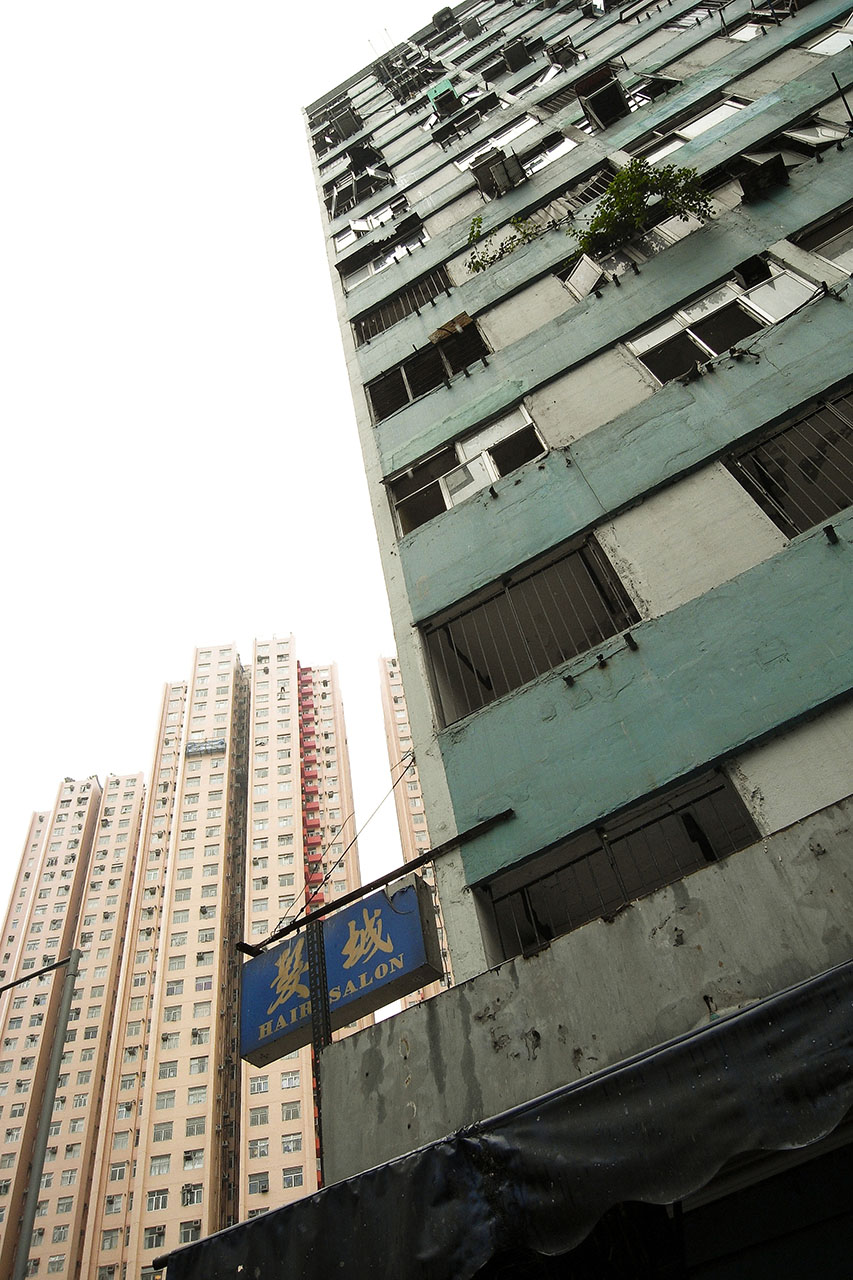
[0,1,437,913]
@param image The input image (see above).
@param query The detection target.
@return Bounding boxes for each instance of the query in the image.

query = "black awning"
[159,960,853,1280]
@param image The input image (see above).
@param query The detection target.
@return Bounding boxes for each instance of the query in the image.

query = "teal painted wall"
[438,511,853,884]
[401,296,853,621]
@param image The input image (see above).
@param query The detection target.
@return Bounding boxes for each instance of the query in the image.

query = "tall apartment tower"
[378,656,450,1004]
[288,0,853,1271]
[0,638,366,1280]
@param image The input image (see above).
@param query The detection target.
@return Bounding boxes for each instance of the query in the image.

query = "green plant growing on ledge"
[465,160,711,274]
[572,158,712,257]
[466,212,552,274]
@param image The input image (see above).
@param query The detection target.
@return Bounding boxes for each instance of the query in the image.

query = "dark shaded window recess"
[733,117,850,200]
[366,315,490,422]
[726,385,853,538]
[477,34,547,81]
[425,86,504,146]
[633,96,750,162]
[724,5,794,41]
[628,260,819,384]
[422,536,640,725]
[663,0,727,28]
[388,407,546,534]
[542,66,676,123]
[353,266,453,345]
[309,97,363,159]
[333,197,410,255]
[794,203,853,274]
[482,769,760,961]
[373,49,446,104]
[341,222,429,292]
[323,145,393,220]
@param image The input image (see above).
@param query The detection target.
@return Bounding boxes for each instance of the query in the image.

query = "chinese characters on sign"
[240,879,442,1066]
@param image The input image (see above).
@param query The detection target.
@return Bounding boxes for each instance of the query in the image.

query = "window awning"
[158,959,853,1280]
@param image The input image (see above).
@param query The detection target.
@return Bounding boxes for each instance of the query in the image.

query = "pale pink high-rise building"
[378,657,450,1006]
[0,637,366,1280]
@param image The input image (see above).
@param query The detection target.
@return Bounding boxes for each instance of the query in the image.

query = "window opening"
[726,386,853,537]
[390,408,545,533]
[423,537,640,725]
[483,770,759,960]
[366,317,489,422]
[628,262,817,383]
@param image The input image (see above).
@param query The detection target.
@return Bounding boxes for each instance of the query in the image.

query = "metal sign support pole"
[306,919,331,1185]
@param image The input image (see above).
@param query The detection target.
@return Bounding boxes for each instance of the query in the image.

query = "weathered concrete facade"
[304,0,853,1249]
[323,794,853,1181]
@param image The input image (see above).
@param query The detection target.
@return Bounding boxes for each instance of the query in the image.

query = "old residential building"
[161,2,853,1276]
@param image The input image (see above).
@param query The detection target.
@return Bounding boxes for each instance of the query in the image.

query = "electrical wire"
[261,748,415,945]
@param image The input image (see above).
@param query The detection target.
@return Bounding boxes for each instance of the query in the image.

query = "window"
[187,1086,207,1105]
[143,1226,165,1250]
[183,1149,204,1169]
[101,1229,120,1249]
[182,1183,203,1206]
[634,98,749,162]
[56,1196,73,1213]
[179,1221,201,1244]
[185,1116,206,1137]
[423,537,640,725]
[726,386,853,538]
[484,769,759,961]
[809,14,853,55]
[389,408,545,534]
[249,1076,269,1095]
[147,1189,168,1211]
[153,1122,173,1142]
[796,204,853,275]
[189,1056,208,1075]
[323,148,393,220]
[249,1106,269,1126]
[156,1090,176,1110]
[248,1137,269,1158]
[280,1070,300,1089]
[158,1061,178,1079]
[150,1155,170,1176]
[629,264,817,384]
[281,1101,301,1121]
[282,1166,304,1189]
[455,114,538,173]
[366,319,490,422]
[248,1172,269,1195]
[282,1132,303,1154]
[47,1257,65,1273]
[353,266,453,346]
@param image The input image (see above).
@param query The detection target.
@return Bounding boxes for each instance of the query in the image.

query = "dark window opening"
[366,319,489,422]
[727,387,853,538]
[423,537,640,725]
[390,414,545,534]
[483,770,760,961]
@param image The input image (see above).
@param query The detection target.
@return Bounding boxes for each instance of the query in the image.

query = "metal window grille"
[366,322,489,422]
[726,389,853,538]
[484,770,760,960]
[423,537,640,725]
[353,266,452,345]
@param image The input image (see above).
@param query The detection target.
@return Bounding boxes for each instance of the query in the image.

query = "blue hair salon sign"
[240,877,442,1066]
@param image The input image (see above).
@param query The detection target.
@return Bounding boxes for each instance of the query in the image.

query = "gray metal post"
[11,949,81,1280]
